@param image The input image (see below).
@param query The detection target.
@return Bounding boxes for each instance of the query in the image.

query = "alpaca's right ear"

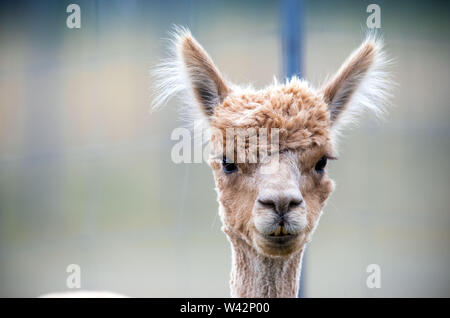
[152,28,230,120]
[179,32,231,117]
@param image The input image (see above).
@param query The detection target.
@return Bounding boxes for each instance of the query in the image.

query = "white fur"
[328,33,394,143]
[151,26,210,139]
[40,291,127,298]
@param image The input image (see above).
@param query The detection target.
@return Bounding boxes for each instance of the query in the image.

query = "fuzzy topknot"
[211,77,331,152]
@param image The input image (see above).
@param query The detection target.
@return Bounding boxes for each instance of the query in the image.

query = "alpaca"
[153,27,392,298]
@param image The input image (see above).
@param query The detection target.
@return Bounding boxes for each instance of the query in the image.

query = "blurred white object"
[40,291,128,298]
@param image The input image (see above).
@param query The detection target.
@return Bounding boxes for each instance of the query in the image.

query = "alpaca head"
[153,28,391,258]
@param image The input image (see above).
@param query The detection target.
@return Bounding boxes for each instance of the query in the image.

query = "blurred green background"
[0,0,449,297]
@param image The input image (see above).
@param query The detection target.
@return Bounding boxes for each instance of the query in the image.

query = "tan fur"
[208,76,335,298]
[180,34,230,117]
[153,28,392,298]
[212,78,330,151]
[322,41,376,123]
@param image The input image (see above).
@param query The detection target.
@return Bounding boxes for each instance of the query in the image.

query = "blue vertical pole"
[281,0,304,79]
[280,0,305,298]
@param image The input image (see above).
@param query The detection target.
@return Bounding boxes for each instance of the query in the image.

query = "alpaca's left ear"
[321,35,392,133]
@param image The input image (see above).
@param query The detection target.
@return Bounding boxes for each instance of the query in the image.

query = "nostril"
[257,192,303,215]
[257,199,276,211]
[288,199,303,210]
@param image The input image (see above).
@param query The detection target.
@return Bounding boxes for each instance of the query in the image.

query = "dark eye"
[314,156,328,173]
[222,157,238,174]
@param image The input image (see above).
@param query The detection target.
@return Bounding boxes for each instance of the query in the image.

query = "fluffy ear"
[152,27,230,120]
[321,35,392,134]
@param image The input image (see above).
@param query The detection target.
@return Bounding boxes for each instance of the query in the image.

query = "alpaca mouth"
[256,226,300,255]
[268,224,294,237]
[263,225,298,245]
[263,232,298,246]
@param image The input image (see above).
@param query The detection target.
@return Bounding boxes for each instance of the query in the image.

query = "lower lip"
[263,233,298,244]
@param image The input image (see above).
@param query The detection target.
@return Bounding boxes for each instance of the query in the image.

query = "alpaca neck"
[226,233,304,298]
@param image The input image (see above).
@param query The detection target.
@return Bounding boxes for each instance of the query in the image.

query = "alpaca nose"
[257,190,304,215]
